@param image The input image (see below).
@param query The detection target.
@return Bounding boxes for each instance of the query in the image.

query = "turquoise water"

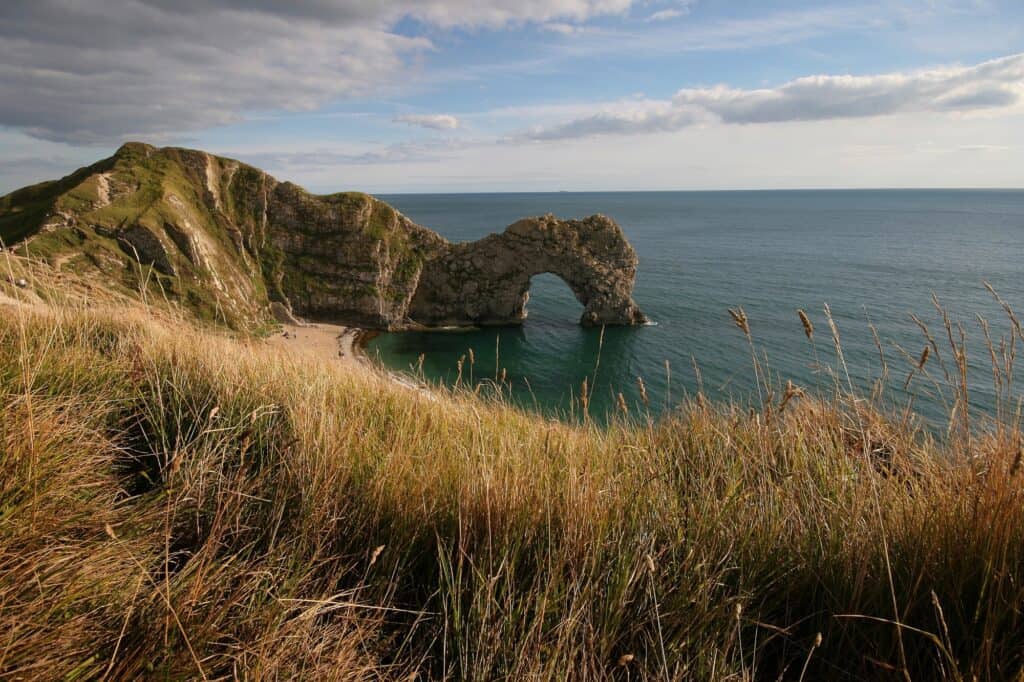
[369,190,1024,423]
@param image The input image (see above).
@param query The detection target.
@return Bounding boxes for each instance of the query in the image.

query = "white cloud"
[551,5,883,58]
[516,101,710,140]
[233,142,449,170]
[0,0,642,145]
[2,1,1020,194]
[381,0,636,29]
[540,22,587,35]
[394,114,462,130]
[400,4,883,92]
[236,109,1022,194]
[645,9,685,22]
[519,53,1024,140]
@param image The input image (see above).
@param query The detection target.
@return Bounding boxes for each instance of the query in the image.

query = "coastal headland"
[0,142,646,339]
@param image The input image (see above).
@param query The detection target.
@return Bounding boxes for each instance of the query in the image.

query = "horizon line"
[368,186,1024,196]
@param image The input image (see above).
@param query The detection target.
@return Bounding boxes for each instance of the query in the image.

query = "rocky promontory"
[409,214,646,327]
[0,143,646,330]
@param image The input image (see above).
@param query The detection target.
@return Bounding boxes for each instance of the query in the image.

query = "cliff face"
[258,181,447,328]
[0,143,645,330]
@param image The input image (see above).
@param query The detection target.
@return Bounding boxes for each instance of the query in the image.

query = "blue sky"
[0,0,1021,193]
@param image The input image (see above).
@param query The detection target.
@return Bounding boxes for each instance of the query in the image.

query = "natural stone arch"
[407,214,647,327]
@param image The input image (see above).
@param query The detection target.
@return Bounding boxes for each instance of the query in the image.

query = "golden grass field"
[2,253,1024,680]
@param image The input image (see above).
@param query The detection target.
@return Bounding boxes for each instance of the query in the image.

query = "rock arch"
[407,214,647,327]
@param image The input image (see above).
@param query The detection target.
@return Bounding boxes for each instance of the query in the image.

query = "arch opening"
[521,272,586,324]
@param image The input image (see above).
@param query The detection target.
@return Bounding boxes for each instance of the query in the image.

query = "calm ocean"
[369,190,1024,423]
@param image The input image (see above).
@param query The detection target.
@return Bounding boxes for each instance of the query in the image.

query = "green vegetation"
[0,157,111,245]
[2,257,1024,680]
[9,227,82,262]
[365,198,397,242]
[0,145,275,331]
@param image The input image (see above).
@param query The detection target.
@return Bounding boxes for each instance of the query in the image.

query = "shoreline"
[267,320,371,365]
[266,322,430,395]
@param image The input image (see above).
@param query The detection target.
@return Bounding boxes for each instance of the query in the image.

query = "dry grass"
[2,257,1024,680]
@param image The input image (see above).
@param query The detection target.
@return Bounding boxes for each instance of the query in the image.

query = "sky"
[0,0,1021,194]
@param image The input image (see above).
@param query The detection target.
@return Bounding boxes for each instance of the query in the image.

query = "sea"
[368,190,1024,425]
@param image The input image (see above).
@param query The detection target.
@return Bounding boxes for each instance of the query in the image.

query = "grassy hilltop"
[0,143,443,330]
[3,250,1024,681]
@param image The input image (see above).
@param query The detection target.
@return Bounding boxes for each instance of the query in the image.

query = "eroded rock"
[269,301,306,326]
[408,214,646,327]
[163,221,199,265]
[117,224,175,276]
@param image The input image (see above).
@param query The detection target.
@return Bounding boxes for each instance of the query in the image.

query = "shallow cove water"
[368,190,1024,424]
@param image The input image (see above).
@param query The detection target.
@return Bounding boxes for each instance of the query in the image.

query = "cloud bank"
[0,0,652,144]
[521,53,1024,140]
[395,114,461,130]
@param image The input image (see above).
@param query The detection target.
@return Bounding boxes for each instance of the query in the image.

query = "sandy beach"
[267,321,436,399]
[266,321,365,363]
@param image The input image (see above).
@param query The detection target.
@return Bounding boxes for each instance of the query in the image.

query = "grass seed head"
[779,380,804,412]
[729,307,750,335]
[637,376,649,407]
[798,309,814,340]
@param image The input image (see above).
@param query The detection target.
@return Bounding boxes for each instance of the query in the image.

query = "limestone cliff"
[0,143,645,330]
[409,214,646,327]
